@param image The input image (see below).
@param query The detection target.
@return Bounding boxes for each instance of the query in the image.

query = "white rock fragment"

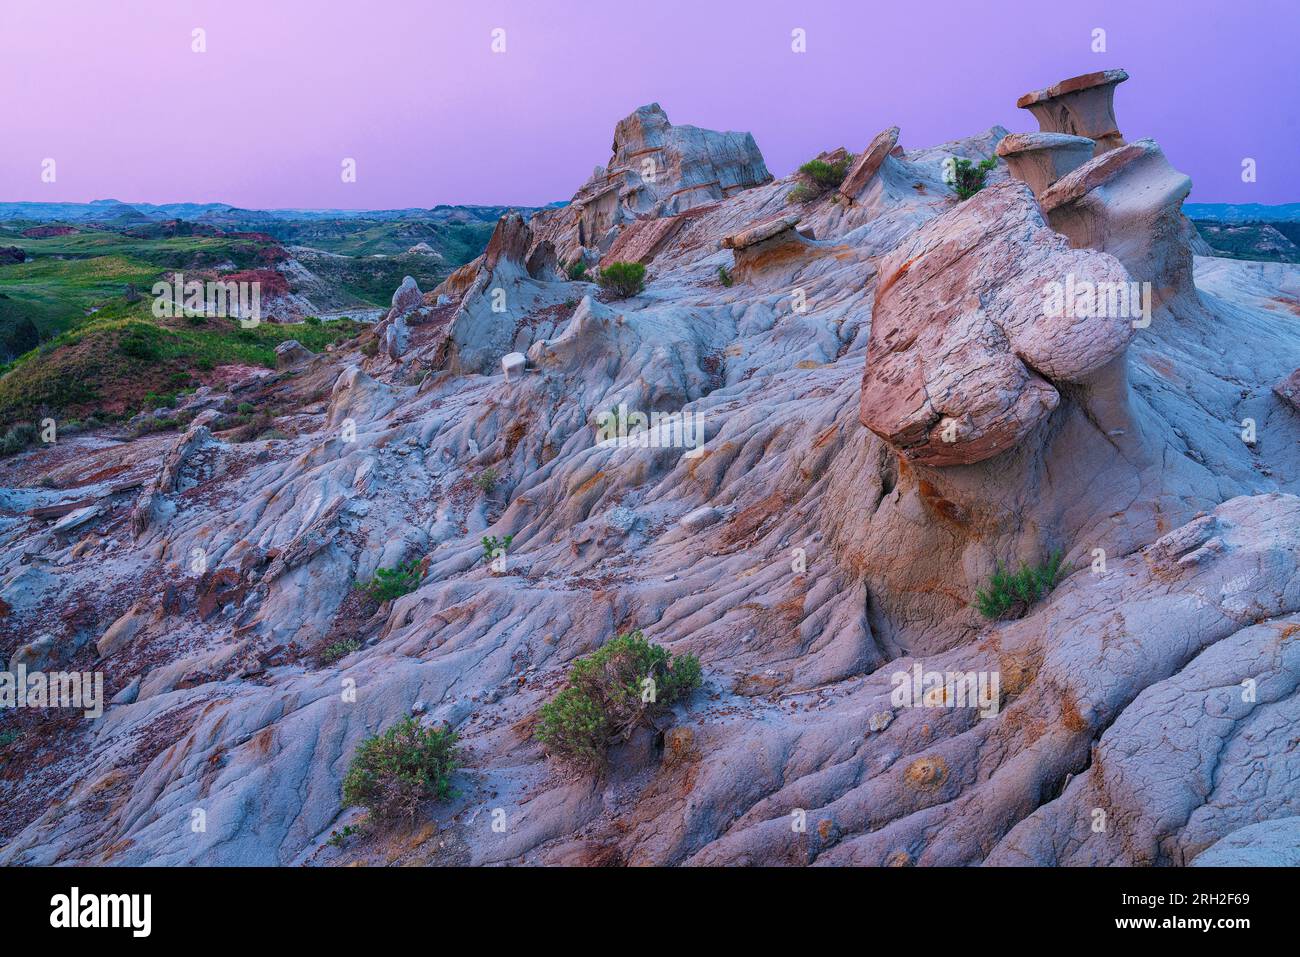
[501,352,527,381]
[679,506,722,533]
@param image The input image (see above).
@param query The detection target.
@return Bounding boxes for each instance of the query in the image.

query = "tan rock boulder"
[720,215,819,281]
[860,181,1135,466]
[839,126,900,203]
[995,131,1095,198]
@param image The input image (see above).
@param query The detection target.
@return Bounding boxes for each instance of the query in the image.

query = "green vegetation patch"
[342,716,460,822]
[974,551,1069,620]
[535,630,702,770]
[354,559,422,604]
[596,261,646,299]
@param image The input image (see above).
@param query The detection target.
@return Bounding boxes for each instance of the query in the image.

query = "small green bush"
[321,638,361,665]
[326,823,359,847]
[473,467,498,494]
[799,156,852,189]
[304,315,322,326]
[949,156,998,201]
[596,261,646,299]
[342,716,459,822]
[481,534,513,562]
[119,331,159,360]
[566,260,588,281]
[236,401,255,415]
[0,729,21,748]
[535,630,702,770]
[355,559,422,603]
[787,152,853,204]
[974,551,1068,620]
[717,265,733,287]
[0,422,38,457]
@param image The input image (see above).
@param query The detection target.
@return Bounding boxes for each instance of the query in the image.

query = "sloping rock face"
[1,74,1298,869]
[839,126,900,203]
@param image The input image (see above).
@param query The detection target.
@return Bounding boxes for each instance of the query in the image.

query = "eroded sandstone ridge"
[1,76,1298,867]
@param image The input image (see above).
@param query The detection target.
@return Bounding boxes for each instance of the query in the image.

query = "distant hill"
[0,199,563,226]
[1184,202,1300,223]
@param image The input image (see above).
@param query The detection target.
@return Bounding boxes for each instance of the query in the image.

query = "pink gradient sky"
[2,0,1296,209]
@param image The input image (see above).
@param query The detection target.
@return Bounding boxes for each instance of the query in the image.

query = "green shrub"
[798,156,852,189]
[119,330,159,360]
[0,729,21,748]
[717,265,733,287]
[974,550,1068,620]
[236,401,255,415]
[321,638,361,665]
[596,261,646,299]
[304,315,322,326]
[0,422,38,457]
[566,260,588,281]
[481,534,513,562]
[326,823,359,847]
[473,467,497,494]
[949,156,998,201]
[355,559,422,603]
[360,338,379,358]
[787,152,853,204]
[342,716,459,822]
[535,630,702,770]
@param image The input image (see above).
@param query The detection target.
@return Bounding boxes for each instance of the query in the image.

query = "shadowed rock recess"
[2,76,1298,868]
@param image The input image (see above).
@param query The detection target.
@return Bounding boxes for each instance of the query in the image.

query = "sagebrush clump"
[787,152,853,203]
[535,630,702,770]
[342,716,459,822]
[355,559,422,603]
[596,261,646,299]
[320,638,361,665]
[974,550,1068,620]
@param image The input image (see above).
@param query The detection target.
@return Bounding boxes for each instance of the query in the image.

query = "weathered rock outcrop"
[861,181,1134,466]
[720,215,822,282]
[1040,138,1196,305]
[839,126,900,203]
[529,103,771,265]
[1017,69,1129,154]
[995,131,1095,198]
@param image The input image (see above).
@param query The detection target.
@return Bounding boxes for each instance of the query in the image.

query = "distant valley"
[0,199,556,425]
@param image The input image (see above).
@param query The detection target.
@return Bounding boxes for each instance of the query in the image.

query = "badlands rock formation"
[1,75,1298,867]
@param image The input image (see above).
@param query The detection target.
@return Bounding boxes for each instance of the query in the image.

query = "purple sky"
[3,0,1296,209]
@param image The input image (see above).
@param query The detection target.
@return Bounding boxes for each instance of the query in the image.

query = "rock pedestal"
[995,132,1095,198]
[1017,70,1129,155]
